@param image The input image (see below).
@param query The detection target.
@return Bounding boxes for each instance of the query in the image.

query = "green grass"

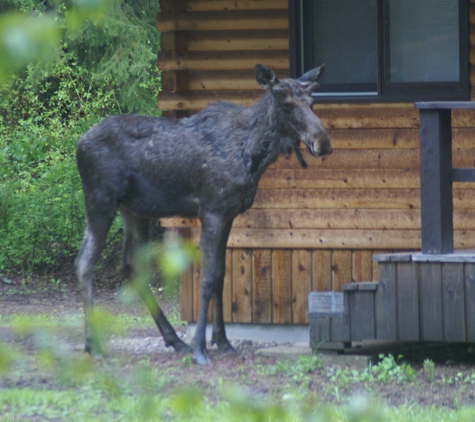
[0,388,166,421]
[1,311,475,421]
[0,309,175,331]
[1,387,475,422]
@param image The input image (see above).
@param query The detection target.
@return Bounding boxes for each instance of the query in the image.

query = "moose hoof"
[192,349,211,365]
[215,340,236,353]
[220,344,236,353]
[84,342,106,357]
[172,339,192,353]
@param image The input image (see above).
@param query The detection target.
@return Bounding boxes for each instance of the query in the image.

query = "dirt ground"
[1,275,475,409]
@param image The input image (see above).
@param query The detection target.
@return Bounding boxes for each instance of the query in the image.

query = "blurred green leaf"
[169,388,204,418]
[159,233,198,282]
[0,12,59,82]
[0,343,15,374]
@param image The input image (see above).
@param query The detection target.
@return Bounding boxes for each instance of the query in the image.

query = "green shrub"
[0,1,161,276]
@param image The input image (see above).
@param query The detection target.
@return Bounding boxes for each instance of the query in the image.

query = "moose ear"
[255,64,279,89]
[297,63,326,87]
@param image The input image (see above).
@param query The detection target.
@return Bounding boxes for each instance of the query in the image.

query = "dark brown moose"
[75,64,331,365]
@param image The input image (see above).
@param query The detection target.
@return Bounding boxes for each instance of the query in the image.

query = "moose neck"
[243,91,285,178]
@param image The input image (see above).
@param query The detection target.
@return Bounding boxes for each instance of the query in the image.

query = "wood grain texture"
[464,264,475,342]
[160,32,187,51]
[375,262,397,340]
[162,209,475,231]
[349,291,376,341]
[327,128,418,149]
[291,250,312,323]
[187,227,475,250]
[332,250,352,291]
[258,169,420,189]
[231,249,252,322]
[272,249,292,323]
[442,263,466,342]
[352,250,373,282]
[317,106,419,129]
[159,0,186,13]
[157,89,269,110]
[161,71,189,92]
[192,261,203,321]
[223,249,233,322]
[186,0,289,11]
[419,263,443,341]
[313,250,332,291]
[187,30,289,52]
[157,10,288,32]
[396,262,419,341]
[157,51,289,72]
[192,227,423,249]
[252,249,272,323]
[179,264,194,321]
[188,69,289,91]
[253,188,475,210]
[309,316,330,342]
[269,149,420,170]
[252,188,421,210]
[269,148,475,170]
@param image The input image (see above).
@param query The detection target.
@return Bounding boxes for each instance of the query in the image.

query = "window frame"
[289,0,470,103]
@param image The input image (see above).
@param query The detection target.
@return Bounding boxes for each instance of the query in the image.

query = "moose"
[75,64,331,365]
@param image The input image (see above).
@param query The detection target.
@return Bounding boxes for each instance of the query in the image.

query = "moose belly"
[120,171,200,219]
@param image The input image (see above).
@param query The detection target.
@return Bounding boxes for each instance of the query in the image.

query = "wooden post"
[418,108,453,253]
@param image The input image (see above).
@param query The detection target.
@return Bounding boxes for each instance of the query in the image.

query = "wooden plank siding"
[157,0,475,323]
[181,247,383,324]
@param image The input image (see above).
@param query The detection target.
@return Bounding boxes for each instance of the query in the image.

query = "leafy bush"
[0,0,161,275]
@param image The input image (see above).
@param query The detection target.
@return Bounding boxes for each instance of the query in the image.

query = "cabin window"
[289,0,469,101]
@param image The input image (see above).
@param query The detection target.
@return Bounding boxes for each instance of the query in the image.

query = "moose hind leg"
[76,212,116,354]
[120,209,191,353]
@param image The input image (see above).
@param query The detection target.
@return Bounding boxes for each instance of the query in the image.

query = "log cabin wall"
[157,0,475,324]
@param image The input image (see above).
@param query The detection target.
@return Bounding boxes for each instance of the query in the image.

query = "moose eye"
[283,102,293,113]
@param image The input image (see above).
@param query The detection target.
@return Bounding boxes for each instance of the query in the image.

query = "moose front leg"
[210,220,234,352]
[190,214,233,364]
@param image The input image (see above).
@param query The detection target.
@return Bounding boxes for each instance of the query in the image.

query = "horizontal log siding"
[158,0,475,323]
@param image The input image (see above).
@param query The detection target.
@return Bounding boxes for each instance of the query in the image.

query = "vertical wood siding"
[180,248,393,323]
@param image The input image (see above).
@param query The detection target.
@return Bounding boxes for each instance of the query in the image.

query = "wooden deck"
[309,251,475,348]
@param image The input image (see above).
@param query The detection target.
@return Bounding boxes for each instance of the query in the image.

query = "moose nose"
[322,136,332,155]
[312,132,332,156]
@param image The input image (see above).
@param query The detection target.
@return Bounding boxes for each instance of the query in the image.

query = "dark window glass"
[291,0,469,101]
[305,0,378,94]
[385,0,459,83]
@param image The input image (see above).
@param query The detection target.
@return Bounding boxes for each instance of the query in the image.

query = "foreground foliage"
[2,387,475,422]
[1,309,475,421]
